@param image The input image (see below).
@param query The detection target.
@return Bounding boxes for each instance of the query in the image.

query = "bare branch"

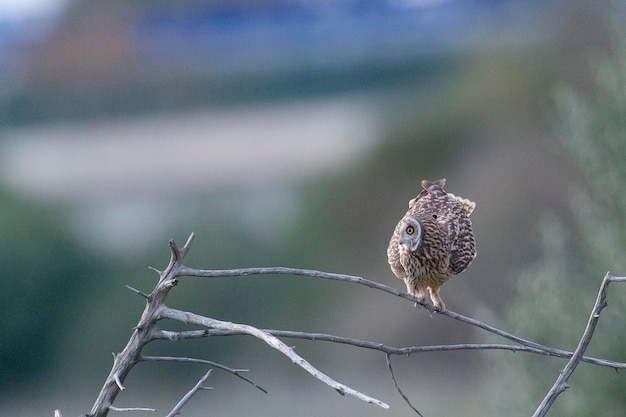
[141,355,268,393]
[125,285,150,299]
[175,266,616,361]
[179,232,196,258]
[153,328,626,370]
[159,306,390,409]
[386,354,424,417]
[108,406,156,413]
[86,238,187,417]
[532,272,618,417]
[178,265,417,305]
[165,369,212,417]
[148,266,162,275]
[83,235,625,417]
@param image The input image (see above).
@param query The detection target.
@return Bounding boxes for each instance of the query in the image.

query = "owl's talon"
[413,295,426,308]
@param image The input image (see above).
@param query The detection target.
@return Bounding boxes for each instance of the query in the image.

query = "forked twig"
[386,354,424,416]
[532,272,624,417]
[159,307,390,409]
[141,355,267,393]
[165,370,213,417]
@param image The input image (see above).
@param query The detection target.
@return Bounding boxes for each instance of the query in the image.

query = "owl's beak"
[399,237,419,252]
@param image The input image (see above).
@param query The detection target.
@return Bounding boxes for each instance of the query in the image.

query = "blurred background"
[1,0,626,416]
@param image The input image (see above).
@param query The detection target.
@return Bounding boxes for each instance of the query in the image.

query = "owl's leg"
[414,285,427,308]
[404,280,426,307]
[428,286,446,312]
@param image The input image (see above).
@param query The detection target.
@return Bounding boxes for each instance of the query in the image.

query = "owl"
[387,179,476,311]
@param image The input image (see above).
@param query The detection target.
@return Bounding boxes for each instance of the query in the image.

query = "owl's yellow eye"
[406,226,415,235]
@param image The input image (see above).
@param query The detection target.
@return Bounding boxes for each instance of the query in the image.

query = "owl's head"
[399,217,422,252]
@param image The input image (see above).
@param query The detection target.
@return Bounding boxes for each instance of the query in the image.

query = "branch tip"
[141,355,268,394]
[386,354,425,416]
[180,233,196,257]
[125,285,150,299]
[108,406,156,413]
[148,266,162,275]
[160,307,389,408]
[114,373,125,391]
[532,272,614,417]
[165,370,213,417]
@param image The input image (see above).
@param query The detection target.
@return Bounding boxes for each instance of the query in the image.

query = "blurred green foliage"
[484,40,626,416]
[0,188,110,390]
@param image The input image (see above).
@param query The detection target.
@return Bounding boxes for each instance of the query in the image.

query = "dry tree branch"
[177,265,553,348]
[176,266,625,369]
[165,370,213,417]
[84,233,388,417]
[158,306,390,409]
[386,353,424,417]
[81,233,626,417]
[152,328,626,371]
[107,406,156,413]
[141,356,267,393]
[532,273,625,417]
[85,237,200,417]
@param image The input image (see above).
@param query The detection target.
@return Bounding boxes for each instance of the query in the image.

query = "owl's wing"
[447,215,476,274]
[445,195,476,275]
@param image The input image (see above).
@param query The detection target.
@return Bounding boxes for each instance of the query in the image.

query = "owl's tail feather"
[421,178,446,191]
[454,196,476,215]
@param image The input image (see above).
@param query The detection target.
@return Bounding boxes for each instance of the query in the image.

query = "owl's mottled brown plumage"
[387,179,476,311]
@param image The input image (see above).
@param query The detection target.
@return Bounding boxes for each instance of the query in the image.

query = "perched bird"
[387,179,476,311]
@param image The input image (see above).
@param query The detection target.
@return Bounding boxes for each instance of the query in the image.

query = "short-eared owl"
[387,179,476,311]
